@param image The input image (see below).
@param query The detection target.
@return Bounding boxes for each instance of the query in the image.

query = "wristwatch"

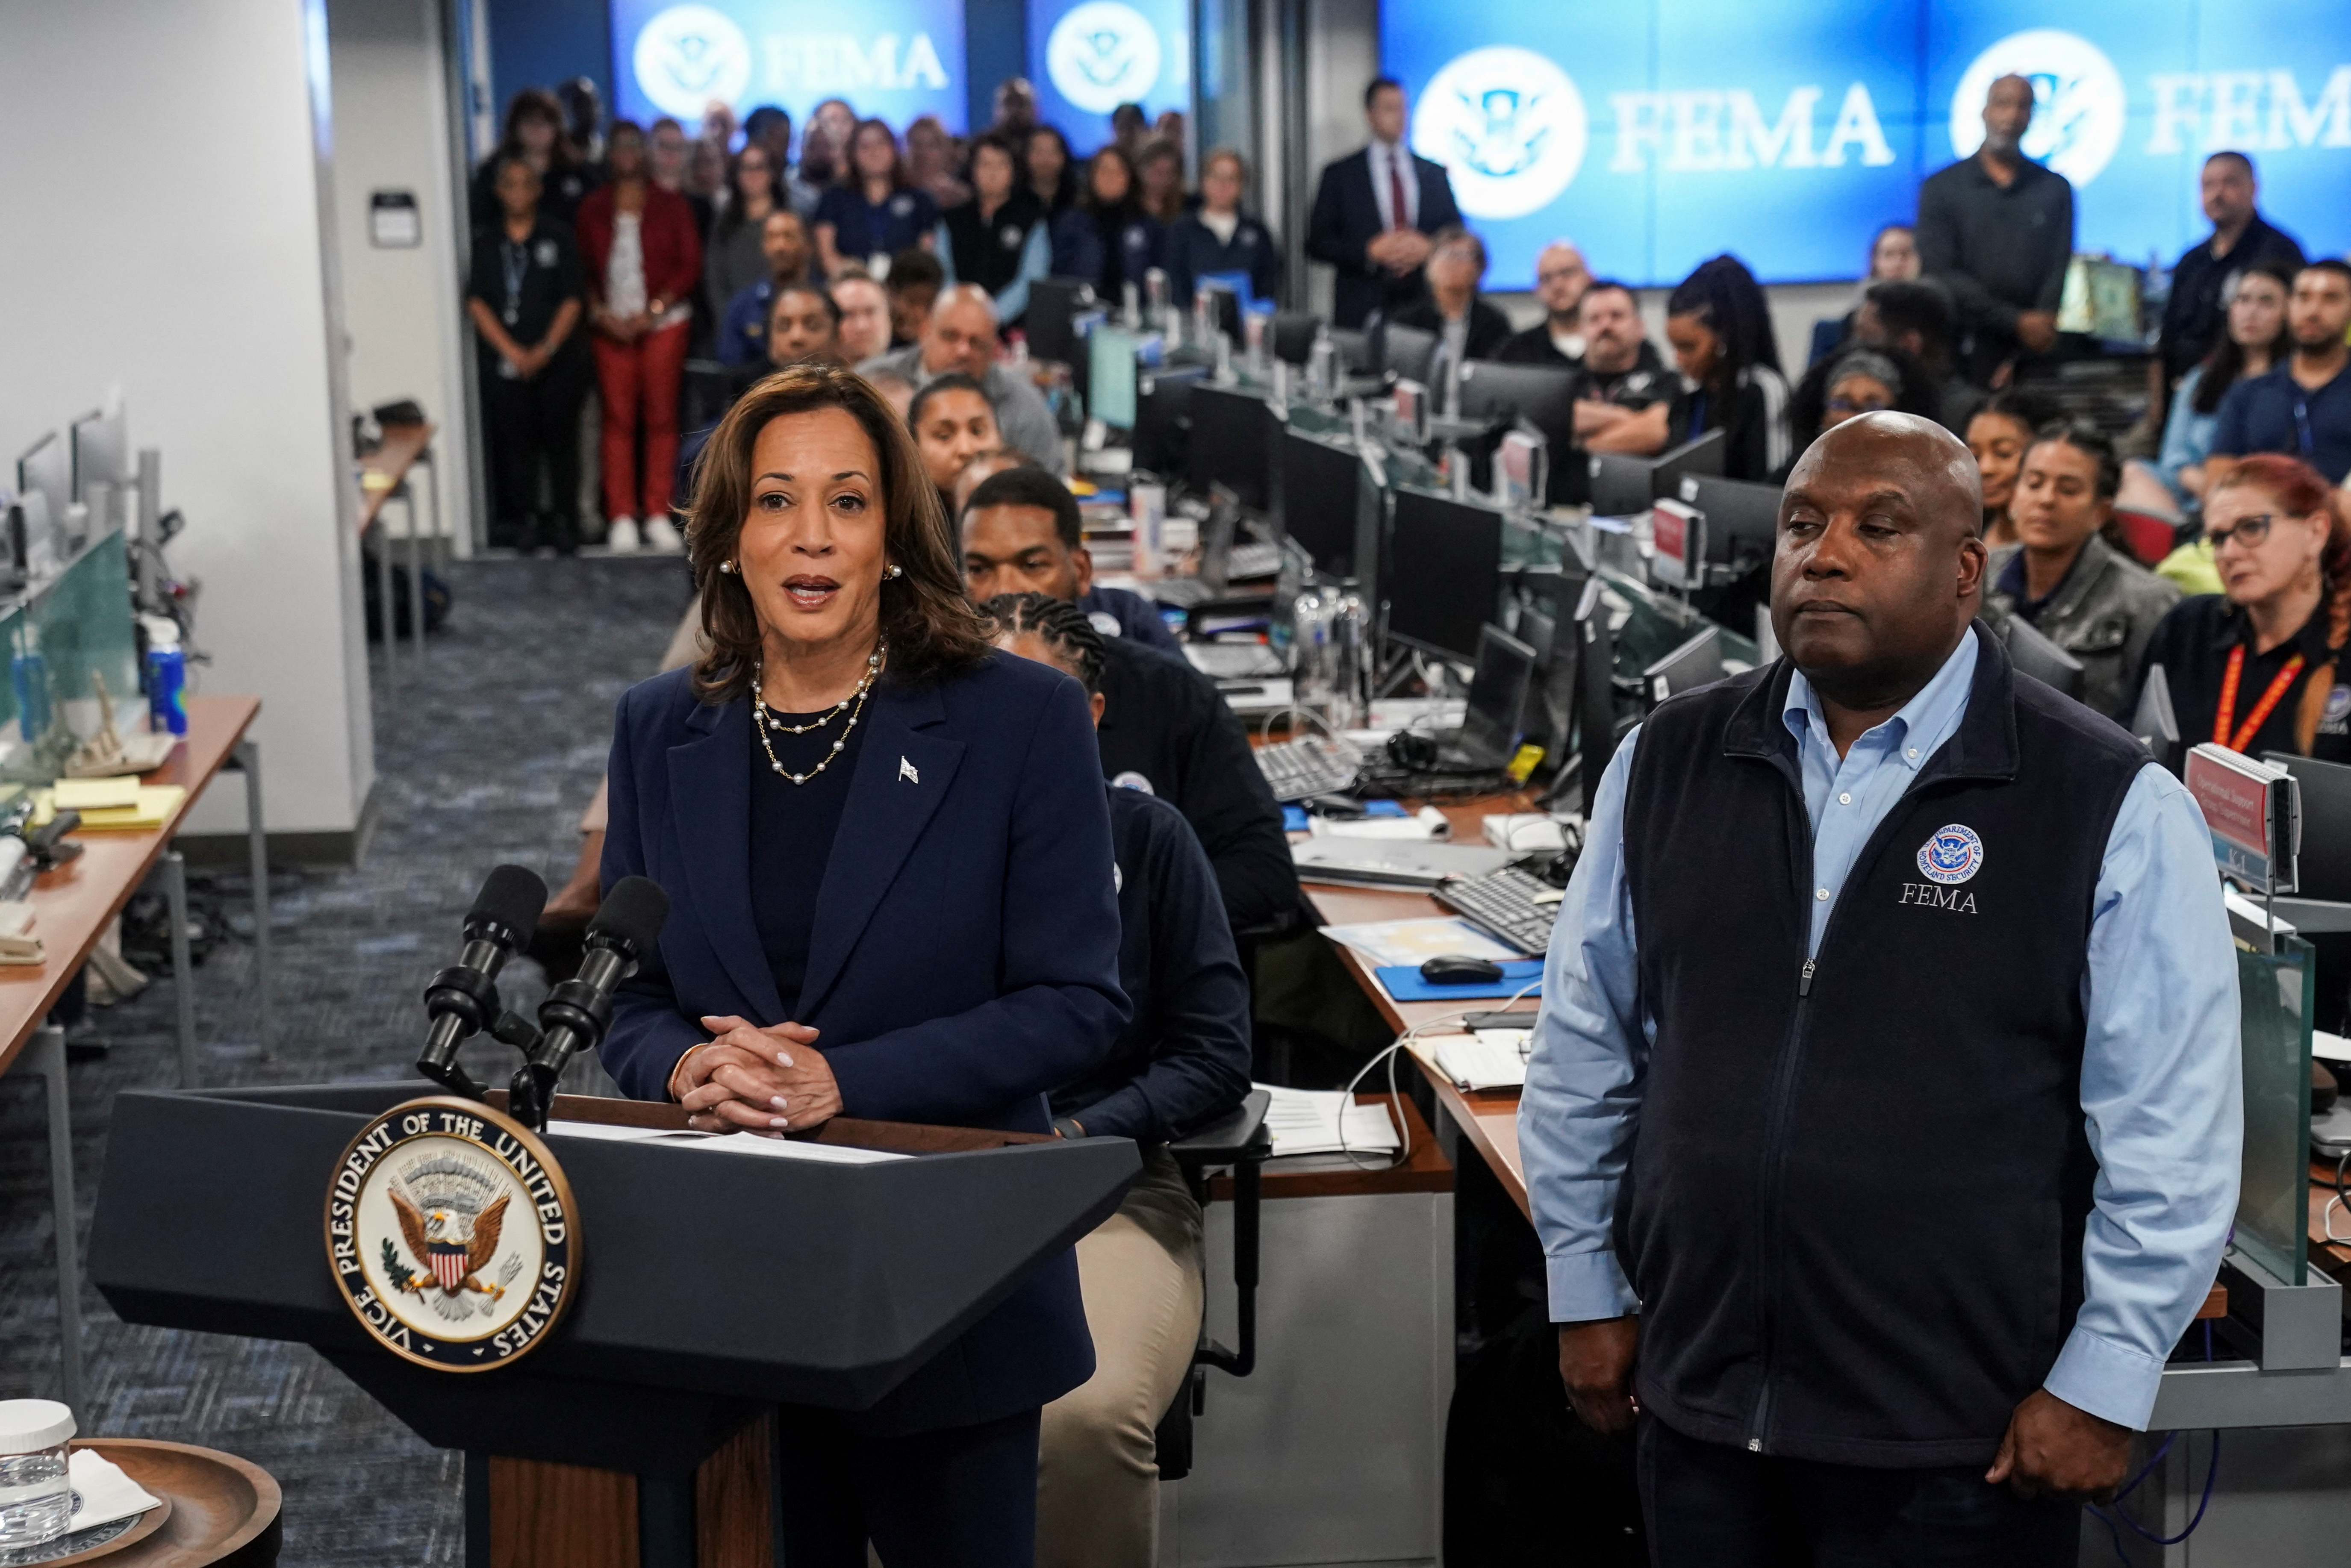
[1052,1116,1086,1140]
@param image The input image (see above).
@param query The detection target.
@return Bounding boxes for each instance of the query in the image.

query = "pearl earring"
[718,560,737,574]
[887,563,904,579]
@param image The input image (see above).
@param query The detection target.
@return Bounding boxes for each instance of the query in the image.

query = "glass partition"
[2233,933,2314,1284]
[5,527,139,780]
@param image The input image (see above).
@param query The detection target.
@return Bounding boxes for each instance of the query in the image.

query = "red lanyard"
[2213,642,2305,753]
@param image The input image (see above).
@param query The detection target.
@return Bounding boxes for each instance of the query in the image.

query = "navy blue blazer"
[598,652,1131,1433]
[1305,145,1463,329]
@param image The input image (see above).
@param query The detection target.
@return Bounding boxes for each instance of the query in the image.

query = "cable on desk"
[1335,977,1545,1167]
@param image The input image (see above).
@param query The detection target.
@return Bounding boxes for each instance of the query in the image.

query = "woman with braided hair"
[985,590,1250,1568]
[2130,451,2351,764]
[1662,253,1792,482]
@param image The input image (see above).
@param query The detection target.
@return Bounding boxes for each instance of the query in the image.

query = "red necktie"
[1387,147,1411,232]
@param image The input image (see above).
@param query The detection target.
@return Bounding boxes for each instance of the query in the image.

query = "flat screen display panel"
[1027,0,1193,154]
[1379,0,2351,288]
[613,0,969,133]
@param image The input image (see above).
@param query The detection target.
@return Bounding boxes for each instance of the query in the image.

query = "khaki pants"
[1036,1148,1203,1568]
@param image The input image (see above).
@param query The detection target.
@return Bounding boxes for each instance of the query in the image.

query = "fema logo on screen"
[1917,824,1986,886]
[1947,29,2125,185]
[1411,47,1588,222]
[632,4,754,121]
[1047,2,1163,116]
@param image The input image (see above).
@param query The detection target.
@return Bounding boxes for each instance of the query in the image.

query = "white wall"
[328,0,477,560]
[0,0,371,842]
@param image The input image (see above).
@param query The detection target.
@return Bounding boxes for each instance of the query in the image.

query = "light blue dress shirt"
[1518,632,2243,1432]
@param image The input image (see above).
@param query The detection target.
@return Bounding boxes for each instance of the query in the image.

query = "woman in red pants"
[577,120,701,553]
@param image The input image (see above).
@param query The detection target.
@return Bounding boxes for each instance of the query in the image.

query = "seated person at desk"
[1782,347,1940,464]
[960,468,1296,930]
[986,591,1252,1568]
[1496,239,1590,368]
[713,208,819,366]
[961,465,1180,654]
[1965,388,2059,548]
[830,265,894,365]
[1981,421,2178,718]
[1378,226,1513,377]
[1660,255,1791,483]
[598,363,1128,1562]
[2132,452,2351,765]
[1563,282,1674,457]
[1166,148,1283,309]
[908,374,1004,512]
[861,284,1067,476]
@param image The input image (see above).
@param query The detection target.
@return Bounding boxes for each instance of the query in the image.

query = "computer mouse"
[1420,953,1505,986]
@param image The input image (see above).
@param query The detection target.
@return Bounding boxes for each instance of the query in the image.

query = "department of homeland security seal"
[1916,824,1986,886]
[325,1096,578,1372]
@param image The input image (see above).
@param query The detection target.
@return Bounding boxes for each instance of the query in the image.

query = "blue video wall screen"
[1381,1,2351,291]
[1026,0,1191,153]
[614,0,970,133]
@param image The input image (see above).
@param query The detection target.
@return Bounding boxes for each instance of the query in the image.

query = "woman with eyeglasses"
[1776,345,1941,479]
[2130,451,2351,765]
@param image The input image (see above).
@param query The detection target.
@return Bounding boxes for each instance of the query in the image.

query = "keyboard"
[1227,541,1282,580]
[1187,641,1286,679]
[1435,865,1567,958]
[1256,737,1364,802]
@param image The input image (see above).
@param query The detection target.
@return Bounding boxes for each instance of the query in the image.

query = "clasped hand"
[673,1015,842,1134]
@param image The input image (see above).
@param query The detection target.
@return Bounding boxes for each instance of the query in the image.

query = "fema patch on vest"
[2322,683,2351,736]
[1916,824,1985,885]
[326,1096,578,1373]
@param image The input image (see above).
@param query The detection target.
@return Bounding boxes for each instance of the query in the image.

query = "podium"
[86,1082,1139,1567]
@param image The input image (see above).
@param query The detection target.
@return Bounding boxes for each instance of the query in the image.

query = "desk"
[357,420,440,702]
[0,695,267,1415]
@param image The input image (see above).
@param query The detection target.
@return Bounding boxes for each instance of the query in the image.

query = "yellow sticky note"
[53,777,142,811]
[1505,744,1547,785]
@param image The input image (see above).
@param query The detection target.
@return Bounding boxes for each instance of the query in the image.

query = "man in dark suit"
[1307,77,1464,329]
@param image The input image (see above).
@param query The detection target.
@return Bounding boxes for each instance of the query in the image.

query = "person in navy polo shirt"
[813,120,940,279]
[2209,259,2351,485]
[1520,412,2240,1564]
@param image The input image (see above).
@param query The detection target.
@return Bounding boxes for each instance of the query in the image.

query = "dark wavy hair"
[2192,259,2296,415]
[684,364,991,703]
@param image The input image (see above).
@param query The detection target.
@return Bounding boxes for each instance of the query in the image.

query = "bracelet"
[668,1042,711,1102]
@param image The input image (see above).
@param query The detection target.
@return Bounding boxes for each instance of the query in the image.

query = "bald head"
[1983,74,2035,159]
[1772,412,1988,722]
[924,284,1003,381]
[1535,240,1590,321]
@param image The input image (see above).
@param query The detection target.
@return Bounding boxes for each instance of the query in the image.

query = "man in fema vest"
[1520,411,2241,1562]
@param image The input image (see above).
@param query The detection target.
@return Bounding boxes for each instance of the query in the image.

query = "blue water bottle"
[145,619,187,736]
[11,624,50,745]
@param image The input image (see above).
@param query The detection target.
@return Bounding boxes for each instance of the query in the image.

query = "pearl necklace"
[753,642,885,785]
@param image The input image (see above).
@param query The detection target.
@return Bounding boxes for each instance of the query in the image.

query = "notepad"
[1429,1032,1531,1090]
[32,784,185,831]
[1256,1084,1403,1158]
[52,777,143,811]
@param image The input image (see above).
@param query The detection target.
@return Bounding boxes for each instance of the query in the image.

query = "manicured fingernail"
[769,1116,789,1128]
[770,1095,788,1109]
[776,1051,793,1066]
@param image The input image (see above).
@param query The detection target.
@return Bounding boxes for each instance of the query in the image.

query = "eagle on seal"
[386,1189,511,1320]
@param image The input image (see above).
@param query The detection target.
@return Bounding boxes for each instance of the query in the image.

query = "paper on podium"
[1429,1032,1530,1090]
[549,1119,911,1164]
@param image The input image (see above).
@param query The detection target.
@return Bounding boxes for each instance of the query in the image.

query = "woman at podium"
[597,362,1130,1564]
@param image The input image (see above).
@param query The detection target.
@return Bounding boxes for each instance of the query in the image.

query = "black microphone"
[418,865,548,1097]
[508,875,669,1129]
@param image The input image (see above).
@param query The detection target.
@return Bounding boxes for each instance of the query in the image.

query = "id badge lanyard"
[501,239,530,327]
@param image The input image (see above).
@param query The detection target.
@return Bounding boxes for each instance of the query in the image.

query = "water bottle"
[1328,586,1370,733]
[0,1399,74,1548]
[145,617,187,736]
[1309,330,1337,399]
[1144,268,1169,329]
[1289,585,1335,709]
[10,624,50,746]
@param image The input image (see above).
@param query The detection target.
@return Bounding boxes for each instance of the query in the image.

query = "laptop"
[1433,627,1540,770]
[1290,838,1515,889]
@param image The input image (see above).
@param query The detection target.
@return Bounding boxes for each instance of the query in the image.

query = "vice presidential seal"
[1917,824,1986,886]
[325,1096,578,1372]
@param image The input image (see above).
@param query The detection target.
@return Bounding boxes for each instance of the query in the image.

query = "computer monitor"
[71,403,127,505]
[1088,324,1141,430]
[2133,664,2180,772]
[1276,430,1364,572]
[1641,625,1725,708]
[2263,752,2351,903]
[1187,385,1277,512]
[1329,328,1374,374]
[1380,322,1439,386]
[1457,362,1576,444]
[16,433,68,532]
[1386,488,1505,662]
[1272,312,1321,366]
[1508,568,1586,753]
[1652,428,1726,494]
[2003,615,2086,702]
[1027,278,1093,365]
[1193,277,1245,343]
[1677,473,1782,572]
[1133,364,1205,477]
[1458,625,1540,768]
[1588,453,1653,518]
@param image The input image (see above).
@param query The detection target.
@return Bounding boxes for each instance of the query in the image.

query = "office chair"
[1152,1088,1273,1482]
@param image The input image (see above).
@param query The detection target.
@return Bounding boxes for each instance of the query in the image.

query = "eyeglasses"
[1537,266,1586,286]
[2207,513,2277,551]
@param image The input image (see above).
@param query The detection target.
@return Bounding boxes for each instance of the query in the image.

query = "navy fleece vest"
[1618,624,2148,1467]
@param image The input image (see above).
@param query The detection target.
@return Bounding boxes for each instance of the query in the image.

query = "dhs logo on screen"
[1047,2,1163,115]
[633,4,754,121]
[1412,47,1588,221]
[1948,29,2125,185]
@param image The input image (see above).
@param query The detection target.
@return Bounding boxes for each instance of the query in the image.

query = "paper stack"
[0,902,41,965]
[35,780,186,832]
